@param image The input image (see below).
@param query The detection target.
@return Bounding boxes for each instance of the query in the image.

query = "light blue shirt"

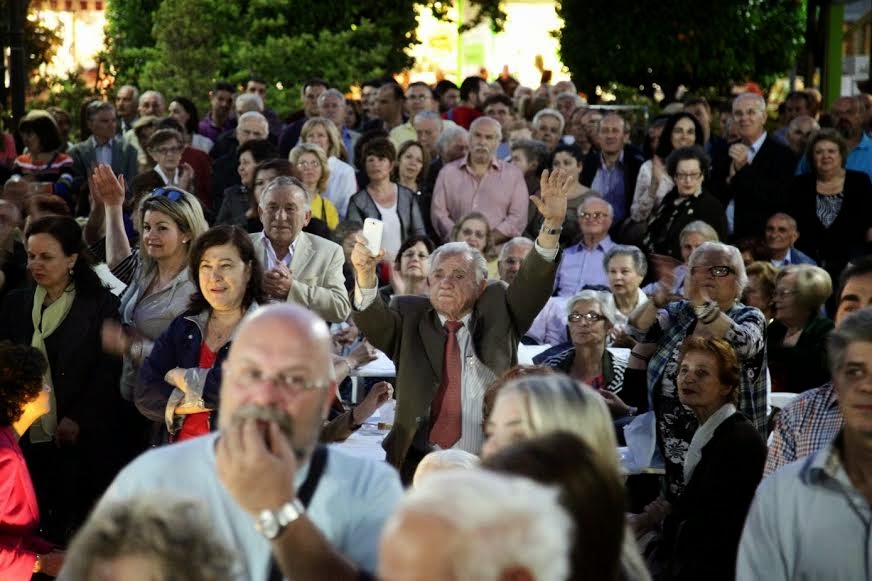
[591,153,627,224]
[78,433,403,580]
[796,132,872,181]
[737,434,871,580]
[554,235,615,296]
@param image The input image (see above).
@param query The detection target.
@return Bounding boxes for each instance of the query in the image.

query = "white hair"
[414,110,443,127]
[235,92,264,113]
[412,450,479,488]
[388,470,572,581]
[237,110,268,131]
[429,241,488,284]
[578,194,614,219]
[603,244,648,277]
[556,92,584,108]
[532,107,566,135]
[688,241,748,296]
[437,125,468,156]
[679,220,720,245]
[733,92,766,113]
[139,90,165,107]
[469,115,502,141]
[565,289,617,327]
[498,236,534,263]
[318,88,346,108]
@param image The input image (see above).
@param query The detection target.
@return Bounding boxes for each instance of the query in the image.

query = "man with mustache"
[76,304,402,580]
[431,116,529,244]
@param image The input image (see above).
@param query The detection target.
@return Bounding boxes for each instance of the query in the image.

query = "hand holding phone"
[362,218,384,256]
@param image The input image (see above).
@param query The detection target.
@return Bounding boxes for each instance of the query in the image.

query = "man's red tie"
[429,320,463,448]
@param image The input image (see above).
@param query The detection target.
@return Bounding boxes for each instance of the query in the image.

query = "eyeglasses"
[231,366,330,394]
[402,251,429,260]
[579,211,608,221]
[296,161,320,169]
[674,172,702,181]
[152,145,184,156]
[690,265,734,278]
[568,312,606,323]
[150,188,183,202]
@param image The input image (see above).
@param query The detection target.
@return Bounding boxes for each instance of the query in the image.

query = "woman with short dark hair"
[137,225,265,443]
[6,110,74,208]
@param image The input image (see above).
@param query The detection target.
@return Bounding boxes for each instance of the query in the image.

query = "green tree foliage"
[556,0,806,100]
[102,0,162,85]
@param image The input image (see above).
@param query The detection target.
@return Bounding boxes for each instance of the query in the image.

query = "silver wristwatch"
[255,499,306,540]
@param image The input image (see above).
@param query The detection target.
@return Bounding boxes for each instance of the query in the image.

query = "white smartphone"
[362,218,384,256]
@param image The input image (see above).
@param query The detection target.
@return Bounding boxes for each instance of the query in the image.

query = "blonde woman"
[300,117,357,218]
[289,143,340,230]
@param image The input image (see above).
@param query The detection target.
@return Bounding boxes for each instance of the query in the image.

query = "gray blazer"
[69,137,139,193]
[346,184,427,241]
[250,231,352,323]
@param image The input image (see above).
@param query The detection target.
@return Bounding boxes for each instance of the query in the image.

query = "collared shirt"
[389,121,417,149]
[764,383,843,476]
[770,248,797,269]
[94,433,403,580]
[737,433,871,581]
[90,135,115,166]
[746,131,767,163]
[197,113,236,143]
[252,231,295,270]
[553,235,615,296]
[591,151,627,223]
[431,156,529,240]
[153,165,180,186]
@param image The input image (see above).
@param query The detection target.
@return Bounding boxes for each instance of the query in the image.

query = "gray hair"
[532,107,566,135]
[118,84,139,101]
[318,88,346,108]
[139,90,165,108]
[414,110,443,126]
[578,194,614,219]
[767,212,798,232]
[733,92,766,113]
[679,220,720,245]
[603,244,647,277]
[788,114,819,133]
[86,100,116,122]
[237,110,268,130]
[688,241,748,296]
[437,125,469,157]
[828,307,872,374]
[470,115,502,141]
[565,289,617,327]
[259,175,310,208]
[235,92,264,114]
[430,241,488,284]
[556,92,584,108]
[497,236,534,263]
[387,469,572,581]
[413,449,479,488]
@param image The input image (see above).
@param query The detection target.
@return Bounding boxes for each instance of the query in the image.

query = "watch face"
[256,510,280,539]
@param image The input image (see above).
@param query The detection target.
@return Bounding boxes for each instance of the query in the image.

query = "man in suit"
[68,101,139,197]
[352,169,572,480]
[250,176,351,323]
[722,92,795,240]
[580,113,644,228]
[765,212,816,268]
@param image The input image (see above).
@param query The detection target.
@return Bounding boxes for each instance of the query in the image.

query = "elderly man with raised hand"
[764,256,872,475]
[252,176,350,323]
[721,92,795,240]
[553,195,615,296]
[431,116,529,244]
[353,169,571,480]
[85,304,402,581]
[378,469,573,581]
[738,307,872,581]
[765,212,816,268]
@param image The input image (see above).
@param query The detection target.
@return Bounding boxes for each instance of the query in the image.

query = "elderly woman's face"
[607,254,643,298]
[482,391,530,459]
[455,218,488,251]
[674,158,704,196]
[399,241,430,280]
[689,251,739,307]
[813,139,842,174]
[743,274,772,314]
[568,299,609,347]
[681,232,707,264]
[677,350,733,418]
[773,271,805,324]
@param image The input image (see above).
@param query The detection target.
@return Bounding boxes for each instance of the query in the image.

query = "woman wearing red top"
[136,225,266,443]
[0,343,63,577]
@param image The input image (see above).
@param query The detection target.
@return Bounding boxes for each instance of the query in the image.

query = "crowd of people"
[0,74,869,580]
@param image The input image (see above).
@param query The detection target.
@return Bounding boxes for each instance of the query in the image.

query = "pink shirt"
[431,157,529,241]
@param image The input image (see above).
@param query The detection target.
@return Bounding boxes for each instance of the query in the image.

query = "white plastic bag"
[622,411,658,473]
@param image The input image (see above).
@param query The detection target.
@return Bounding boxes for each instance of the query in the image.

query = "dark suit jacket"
[767,315,834,393]
[787,170,872,280]
[68,138,139,195]
[353,249,557,472]
[721,135,795,240]
[661,413,766,581]
[211,149,240,218]
[581,145,644,226]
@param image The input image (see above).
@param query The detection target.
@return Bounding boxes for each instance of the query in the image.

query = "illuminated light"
[351,24,357,31]
[276,82,284,90]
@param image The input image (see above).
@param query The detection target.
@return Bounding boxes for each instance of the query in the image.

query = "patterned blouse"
[631,300,767,499]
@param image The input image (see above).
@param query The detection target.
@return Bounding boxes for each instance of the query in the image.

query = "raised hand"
[531,168,572,225]
[350,233,384,289]
[92,164,125,208]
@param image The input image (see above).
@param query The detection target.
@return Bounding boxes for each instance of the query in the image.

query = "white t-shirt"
[375,200,402,257]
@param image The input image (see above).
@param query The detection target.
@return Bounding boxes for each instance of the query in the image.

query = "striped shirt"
[764,383,843,476]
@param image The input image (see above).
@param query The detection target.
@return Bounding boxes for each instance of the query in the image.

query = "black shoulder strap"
[298,445,328,508]
[267,445,329,581]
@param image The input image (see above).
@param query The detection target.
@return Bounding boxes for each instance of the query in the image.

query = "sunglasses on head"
[150,187,183,203]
